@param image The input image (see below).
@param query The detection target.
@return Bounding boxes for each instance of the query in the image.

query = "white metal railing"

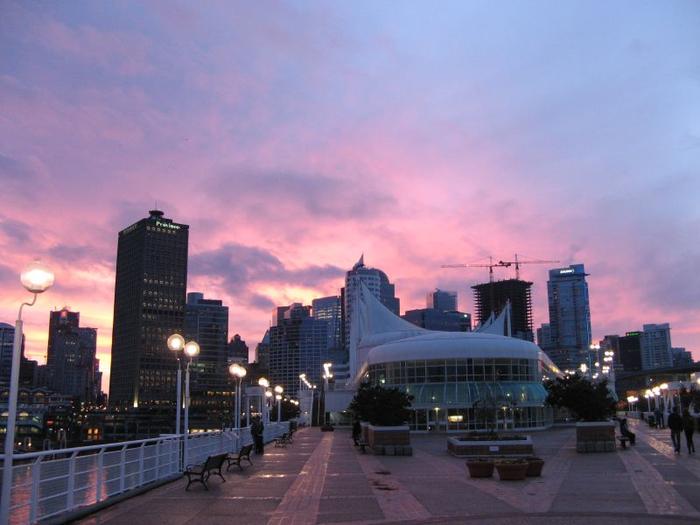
[0,422,290,525]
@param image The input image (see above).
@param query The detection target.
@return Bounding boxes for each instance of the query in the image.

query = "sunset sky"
[1,1,699,390]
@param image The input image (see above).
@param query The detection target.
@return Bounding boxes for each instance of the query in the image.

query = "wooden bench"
[617,436,630,449]
[226,444,254,471]
[184,453,227,490]
[274,433,290,447]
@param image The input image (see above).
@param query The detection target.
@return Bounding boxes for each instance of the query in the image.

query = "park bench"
[184,453,228,490]
[355,440,368,453]
[274,433,291,447]
[226,444,254,471]
[617,436,630,449]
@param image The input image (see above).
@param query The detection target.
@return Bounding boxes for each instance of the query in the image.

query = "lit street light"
[274,385,283,422]
[1,261,54,525]
[182,340,200,469]
[167,333,186,436]
[229,364,247,432]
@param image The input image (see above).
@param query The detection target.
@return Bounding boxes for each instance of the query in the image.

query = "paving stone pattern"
[76,420,700,525]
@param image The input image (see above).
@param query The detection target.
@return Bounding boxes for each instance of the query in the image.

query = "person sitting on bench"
[619,418,636,445]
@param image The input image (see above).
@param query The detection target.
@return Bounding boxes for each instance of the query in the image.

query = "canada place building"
[109,209,189,409]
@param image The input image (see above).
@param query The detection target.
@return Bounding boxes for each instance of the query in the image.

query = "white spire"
[352,253,365,270]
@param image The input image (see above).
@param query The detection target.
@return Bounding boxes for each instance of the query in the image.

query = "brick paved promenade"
[76,420,700,524]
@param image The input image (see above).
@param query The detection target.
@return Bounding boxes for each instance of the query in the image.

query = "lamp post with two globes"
[166,334,186,435]
[229,363,247,431]
[167,334,200,469]
[1,261,55,524]
[274,385,284,422]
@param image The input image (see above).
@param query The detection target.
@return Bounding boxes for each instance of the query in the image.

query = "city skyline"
[2,1,699,390]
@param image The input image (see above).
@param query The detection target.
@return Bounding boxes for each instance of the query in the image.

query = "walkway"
[76,420,700,524]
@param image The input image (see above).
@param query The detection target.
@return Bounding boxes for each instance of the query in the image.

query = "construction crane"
[441,254,560,282]
[497,254,560,280]
[441,256,504,283]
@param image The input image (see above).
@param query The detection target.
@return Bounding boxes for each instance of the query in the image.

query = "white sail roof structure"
[473,300,512,337]
[347,281,426,382]
[346,282,557,386]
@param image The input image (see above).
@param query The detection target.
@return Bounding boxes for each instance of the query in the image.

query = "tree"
[545,374,616,422]
[349,383,413,426]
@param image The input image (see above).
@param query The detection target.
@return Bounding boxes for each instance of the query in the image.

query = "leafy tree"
[349,383,413,426]
[545,374,616,422]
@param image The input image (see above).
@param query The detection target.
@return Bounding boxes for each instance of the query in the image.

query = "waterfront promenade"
[76,420,700,525]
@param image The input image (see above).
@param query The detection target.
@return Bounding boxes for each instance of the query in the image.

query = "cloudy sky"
[1,1,699,389]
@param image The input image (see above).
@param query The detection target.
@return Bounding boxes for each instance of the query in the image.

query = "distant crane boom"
[441,254,560,281]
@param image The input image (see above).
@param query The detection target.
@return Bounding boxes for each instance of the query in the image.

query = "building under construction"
[472,279,534,341]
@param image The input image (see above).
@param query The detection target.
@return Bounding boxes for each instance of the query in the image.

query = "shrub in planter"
[525,456,544,477]
[494,459,529,481]
[349,383,413,426]
[545,374,616,422]
[466,458,494,478]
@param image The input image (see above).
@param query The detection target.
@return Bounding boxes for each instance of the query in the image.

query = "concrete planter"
[360,422,370,443]
[525,457,544,477]
[575,421,615,453]
[447,436,533,458]
[367,425,411,455]
[495,460,529,481]
[466,459,494,478]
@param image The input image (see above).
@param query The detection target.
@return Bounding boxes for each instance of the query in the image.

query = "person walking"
[682,408,695,454]
[655,408,664,429]
[352,419,361,446]
[667,406,684,454]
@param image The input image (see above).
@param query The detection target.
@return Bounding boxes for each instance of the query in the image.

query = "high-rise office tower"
[619,332,642,372]
[427,289,458,312]
[640,323,673,370]
[0,322,22,383]
[269,303,330,396]
[472,279,534,341]
[671,347,693,367]
[228,334,249,363]
[184,292,230,428]
[109,209,189,409]
[544,264,592,370]
[312,296,342,351]
[47,308,101,402]
[341,256,400,354]
[599,334,623,373]
[537,323,552,349]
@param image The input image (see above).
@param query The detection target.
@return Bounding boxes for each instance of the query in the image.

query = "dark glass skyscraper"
[269,303,329,396]
[185,292,231,429]
[544,264,592,370]
[47,308,101,402]
[109,210,189,409]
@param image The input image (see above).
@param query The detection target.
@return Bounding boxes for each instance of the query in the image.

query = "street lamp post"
[229,364,247,433]
[182,340,200,470]
[167,334,186,435]
[274,385,283,422]
[322,363,333,426]
[258,377,270,424]
[1,261,54,525]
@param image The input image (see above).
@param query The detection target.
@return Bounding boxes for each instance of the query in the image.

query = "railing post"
[29,456,42,523]
[138,443,145,486]
[155,440,161,480]
[66,451,78,512]
[96,449,104,502]
[119,445,127,493]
